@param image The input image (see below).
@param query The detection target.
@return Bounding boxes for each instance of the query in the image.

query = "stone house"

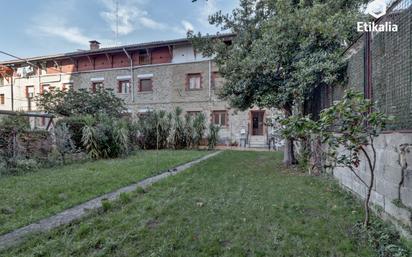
[0,36,274,148]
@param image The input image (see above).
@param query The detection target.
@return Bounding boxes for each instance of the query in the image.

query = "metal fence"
[332,0,412,130]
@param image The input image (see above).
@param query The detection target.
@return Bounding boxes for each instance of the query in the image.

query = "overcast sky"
[0,0,238,61]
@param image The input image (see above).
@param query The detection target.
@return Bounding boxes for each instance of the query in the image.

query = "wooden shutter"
[118,81,122,93]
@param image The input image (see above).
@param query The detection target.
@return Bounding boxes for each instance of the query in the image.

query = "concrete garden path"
[0,151,221,250]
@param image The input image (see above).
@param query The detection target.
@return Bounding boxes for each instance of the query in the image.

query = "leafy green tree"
[35,88,126,117]
[190,0,366,165]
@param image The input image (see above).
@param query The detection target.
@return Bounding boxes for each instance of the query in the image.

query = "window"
[118,80,130,94]
[0,94,4,105]
[187,111,201,118]
[91,82,103,93]
[26,86,35,98]
[26,86,35,111]
[212,111,228,127]
[139,79,152,92]
[139,54,150,65]
[62,83,73,91]
[186,73,202,90]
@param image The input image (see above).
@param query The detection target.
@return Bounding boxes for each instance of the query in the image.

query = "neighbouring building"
[0,35,275,148]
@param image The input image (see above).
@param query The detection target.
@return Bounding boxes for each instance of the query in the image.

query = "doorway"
[251,111,265,136]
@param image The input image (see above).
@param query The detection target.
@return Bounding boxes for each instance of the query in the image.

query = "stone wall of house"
[72,60,273,145]
[332,132,412,237]
[1,55,274,145]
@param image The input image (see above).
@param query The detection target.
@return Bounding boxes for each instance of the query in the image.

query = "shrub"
[320,90,391,227]
[352,219,409,257]
[17,130,52,164]
[0,113,30,133]
[192,112,207,149]
[207,124,220,150]
[171,107,187,149]
[14,159,40,173]
[114,119,130,155]
[36,88,126,117]
[136,110,172,150]
[54,123,75,164]
[81,114,130,159]
[0,113,30,161]
[56,116,88,149]
[2,158,41,175]
[184,114,195,149]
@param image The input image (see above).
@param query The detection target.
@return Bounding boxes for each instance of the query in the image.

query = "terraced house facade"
[0,36,274,148]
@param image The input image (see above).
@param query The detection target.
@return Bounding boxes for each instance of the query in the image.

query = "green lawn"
[0,150,209,235]
[3,151,409,256]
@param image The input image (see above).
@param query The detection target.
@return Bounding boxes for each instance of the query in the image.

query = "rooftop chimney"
[89,40,101,50]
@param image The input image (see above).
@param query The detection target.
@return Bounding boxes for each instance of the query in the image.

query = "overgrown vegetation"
[352,219,409,257]
[54,123,75,165]
[1,85,216,175]
[135,107,214,151]
[81,114,130,159]
[0,114,51,175]
[207,123,220,150]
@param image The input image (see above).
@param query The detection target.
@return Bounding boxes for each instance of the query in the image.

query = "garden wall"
[332,132,412,237]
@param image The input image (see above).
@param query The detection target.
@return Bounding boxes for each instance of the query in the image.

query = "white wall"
[172,45,209,64]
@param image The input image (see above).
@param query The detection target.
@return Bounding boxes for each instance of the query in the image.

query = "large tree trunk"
[283,139,297,166]
[283,106,297,166]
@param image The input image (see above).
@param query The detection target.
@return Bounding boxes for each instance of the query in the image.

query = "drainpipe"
[7,67,15,112]
[123,48,134,103]
[10,74,14,111]
[208,60,212,102]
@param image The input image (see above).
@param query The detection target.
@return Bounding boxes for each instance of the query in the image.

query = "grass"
[0,150,210,235]
[3,151,409,256]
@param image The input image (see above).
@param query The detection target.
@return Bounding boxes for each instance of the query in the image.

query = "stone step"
[249,143,268,148]
[250,139,266,143]
[249,140,266,144]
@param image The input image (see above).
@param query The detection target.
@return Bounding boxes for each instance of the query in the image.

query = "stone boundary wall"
[332,132,412,237]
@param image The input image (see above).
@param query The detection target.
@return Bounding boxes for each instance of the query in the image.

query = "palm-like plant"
[113,119,130,156]
[193,113,206,149]
[81,116,100,159]
[172,107,186,149]
[207,124,220,150]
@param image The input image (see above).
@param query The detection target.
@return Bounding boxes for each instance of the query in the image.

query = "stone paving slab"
[0,151,221,251]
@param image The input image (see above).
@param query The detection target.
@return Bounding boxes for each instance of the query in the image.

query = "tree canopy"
[190,0,367,165]
[190,0,367,114]
[35,88,126,117]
